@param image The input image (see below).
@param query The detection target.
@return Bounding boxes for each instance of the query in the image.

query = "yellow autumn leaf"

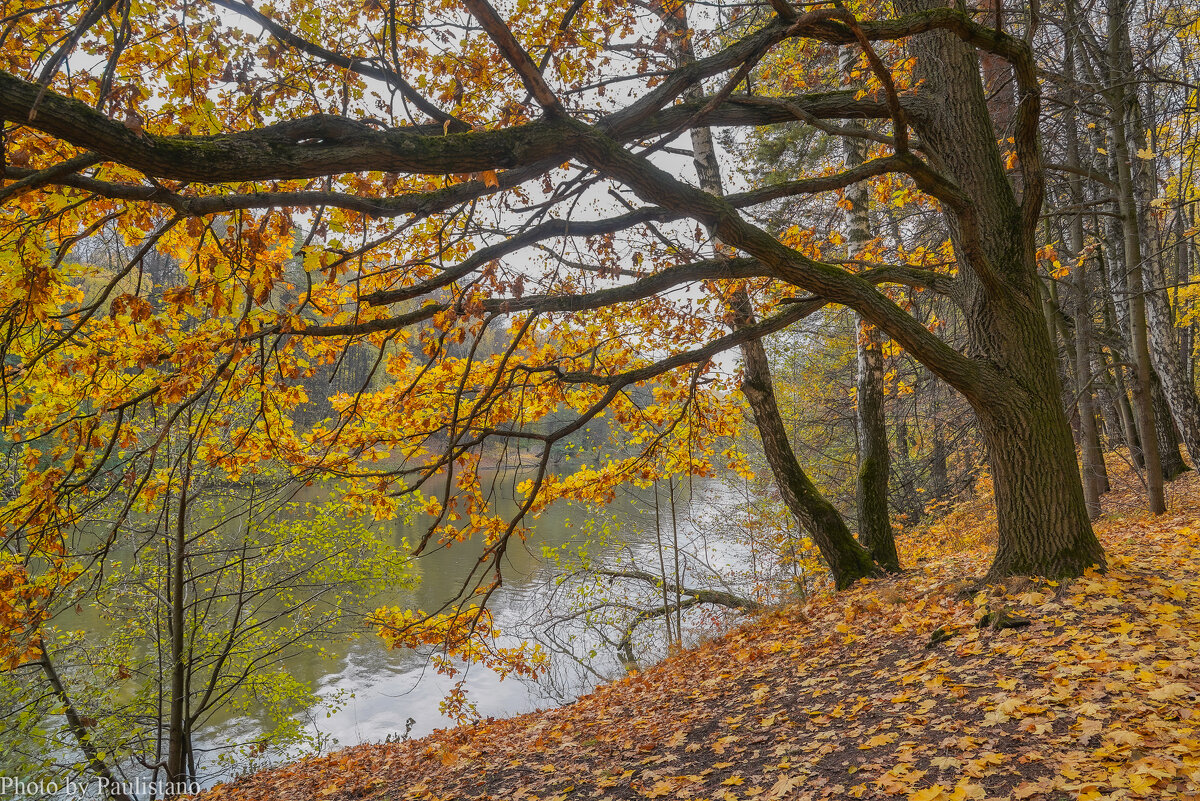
[908,785,948,801]
[950,781,986,801]
[768,774,802,798]
[1125,772,1159,794]
[1106,729,1141,746]
[1148,682,1192,701]
[861,732,898,749]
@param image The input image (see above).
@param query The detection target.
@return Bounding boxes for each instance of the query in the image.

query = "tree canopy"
[5,0,1200,783]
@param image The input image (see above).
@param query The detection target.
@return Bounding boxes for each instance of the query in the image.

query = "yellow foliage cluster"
[0,554,80,669]
[374,604,549,721]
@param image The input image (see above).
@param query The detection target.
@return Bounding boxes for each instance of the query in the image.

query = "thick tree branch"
[8,148,927,244]
[569,120,986,393]
[1,75,899,191]
[0,71,580,181]
[0,150,100,203]
[462,0,564,113]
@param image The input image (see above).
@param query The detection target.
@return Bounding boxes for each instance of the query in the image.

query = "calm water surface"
[196,472,747,784]
[45,469,753,789]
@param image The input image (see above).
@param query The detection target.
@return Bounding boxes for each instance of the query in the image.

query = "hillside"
[199,472,1200,801]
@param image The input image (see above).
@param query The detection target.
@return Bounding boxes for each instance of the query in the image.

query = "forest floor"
[199,467,1200,801]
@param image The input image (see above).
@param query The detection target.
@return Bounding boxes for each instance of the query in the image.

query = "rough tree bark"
[892,0,1107,577]
[1151,374,1189,479]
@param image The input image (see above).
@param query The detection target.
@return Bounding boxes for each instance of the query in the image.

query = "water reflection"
[200,474,660,781]
[88,470,766,790]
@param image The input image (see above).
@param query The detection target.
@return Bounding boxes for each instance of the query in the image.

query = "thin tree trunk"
[1105,346,1146,470]
[1062,22,1107,515]
[1107,0,1165,512]
[167,458,190,785]
[929,397,949,503]
[652,478,675,651]
[840,44,898,573]
[658,6,879,590]
[1177,211,1195,389]
[1074,259,1107,516]
[893,410,925,525]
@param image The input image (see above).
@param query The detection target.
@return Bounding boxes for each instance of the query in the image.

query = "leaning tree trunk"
[897,0,1106,578]
[662,6,880,590]
[735,323,881,589]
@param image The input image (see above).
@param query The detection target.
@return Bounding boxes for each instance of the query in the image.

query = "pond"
[183,470,761,786]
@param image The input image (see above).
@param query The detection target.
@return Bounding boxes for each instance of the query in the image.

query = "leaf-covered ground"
[199,471,1200,801]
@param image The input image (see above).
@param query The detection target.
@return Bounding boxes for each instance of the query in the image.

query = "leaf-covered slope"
[199,474,1200,801]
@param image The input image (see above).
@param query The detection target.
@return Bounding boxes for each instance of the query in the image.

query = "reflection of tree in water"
[519,476,816,692]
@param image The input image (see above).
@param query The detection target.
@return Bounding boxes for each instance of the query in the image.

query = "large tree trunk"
[973,342,1108,577]
[897,0,1106,577]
